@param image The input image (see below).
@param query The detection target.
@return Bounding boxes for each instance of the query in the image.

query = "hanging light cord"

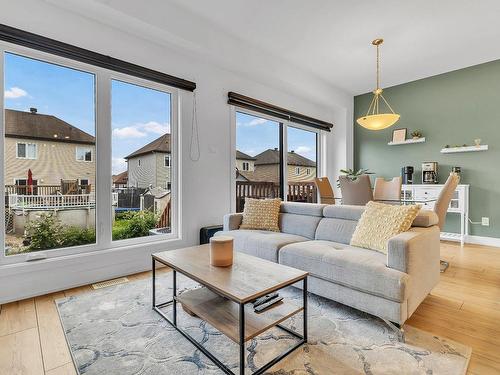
[190,91,200,162]
[376,42,380,90]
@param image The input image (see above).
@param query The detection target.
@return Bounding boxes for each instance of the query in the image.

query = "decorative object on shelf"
[356,38,400,130]
[392,128,407,143]
[388,137,426,146]
[209,236,234,267]
[474,138,481,147]
[410,130,423,139]
[337,168,373,187]
[441,145,488,154]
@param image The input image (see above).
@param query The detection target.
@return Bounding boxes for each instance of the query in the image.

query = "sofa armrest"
[387,225,441,319]
[387,226,440,274]
[223,213,243,231]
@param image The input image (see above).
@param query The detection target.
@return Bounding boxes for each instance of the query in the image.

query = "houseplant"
[410,130,423,139]
[337,168,373,187]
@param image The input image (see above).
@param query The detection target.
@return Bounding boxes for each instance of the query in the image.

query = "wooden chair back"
[373,177,402,201]
[314,177,335,204]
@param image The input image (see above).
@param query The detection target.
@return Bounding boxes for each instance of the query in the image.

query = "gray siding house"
[125,134,171,189]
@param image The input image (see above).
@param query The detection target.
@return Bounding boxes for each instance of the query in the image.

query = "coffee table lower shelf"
[176,287,304,343]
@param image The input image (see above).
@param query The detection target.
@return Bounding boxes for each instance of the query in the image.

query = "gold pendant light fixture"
[356,38,400,130]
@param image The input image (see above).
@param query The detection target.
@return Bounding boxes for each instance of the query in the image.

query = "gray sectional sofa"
[216,202,440,327]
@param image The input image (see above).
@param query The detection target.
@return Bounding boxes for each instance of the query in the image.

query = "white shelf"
[440,145,488,154]
[388,137,426,146]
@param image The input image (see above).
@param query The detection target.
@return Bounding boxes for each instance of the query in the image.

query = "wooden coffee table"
[152,244,308,375]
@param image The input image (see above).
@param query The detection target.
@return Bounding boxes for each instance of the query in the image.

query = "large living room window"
[235,111,282,212]
[3,52,97,258]
[234,110,321,211]
[0,31,184,264]
[286,125,318,203]
[111,79,174,241]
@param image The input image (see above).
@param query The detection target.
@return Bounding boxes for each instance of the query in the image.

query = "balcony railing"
[5,184,91,196]
[8,193,95,210]
[236,181,317,212]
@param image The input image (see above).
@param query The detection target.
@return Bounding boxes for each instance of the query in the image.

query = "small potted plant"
[410,130,423,140]
[337,168,373,188]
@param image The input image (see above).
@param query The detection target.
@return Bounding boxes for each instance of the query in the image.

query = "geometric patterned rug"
[56,273,471,374]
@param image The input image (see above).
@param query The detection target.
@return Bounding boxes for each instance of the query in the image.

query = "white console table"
[402,184,469,245]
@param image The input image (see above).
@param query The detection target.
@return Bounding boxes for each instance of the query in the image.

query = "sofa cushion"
[279,213,323,239]
[215,230,308,263]
[280,202,326,216]
[350,202,421,254]
[279,240,409,302]
[239,198,281,232]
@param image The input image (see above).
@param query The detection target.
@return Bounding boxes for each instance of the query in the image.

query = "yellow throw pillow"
[350,201,421,254]
[239,198,281,232]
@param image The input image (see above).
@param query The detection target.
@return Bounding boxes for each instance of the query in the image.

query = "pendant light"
[356,39,400,130]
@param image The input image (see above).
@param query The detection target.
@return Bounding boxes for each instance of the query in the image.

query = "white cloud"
[112,121,170,139]
[112,157,127,174]
[238,118,268,127]
[142,121,170,134]
[5,87,28,99]
[113,126,147,139]
[248,118,267,126]
[294,146,312,155]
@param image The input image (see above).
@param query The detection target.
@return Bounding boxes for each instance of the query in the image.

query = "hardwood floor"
[0,242,499,374]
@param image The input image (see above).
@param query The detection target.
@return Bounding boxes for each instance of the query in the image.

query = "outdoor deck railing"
[236,181,317,212]
[8,193,96,209]
[5,184,92,196]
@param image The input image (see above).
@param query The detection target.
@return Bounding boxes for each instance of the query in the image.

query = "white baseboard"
[441,233,500,248]
[464,235,500,248]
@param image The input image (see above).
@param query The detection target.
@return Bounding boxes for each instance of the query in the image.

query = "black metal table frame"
[152,256,308,375]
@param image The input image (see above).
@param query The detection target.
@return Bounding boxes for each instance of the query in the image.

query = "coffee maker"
[401,166,414,184]
[422,162,438,184]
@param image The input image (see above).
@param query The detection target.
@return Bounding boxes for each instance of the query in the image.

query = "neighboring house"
[125,133,171,190]
[112,171,128,189]
[237,148,316,183]
[236,150,256,172]
[4,108,95,189]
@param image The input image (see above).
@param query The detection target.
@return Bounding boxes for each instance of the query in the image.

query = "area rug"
[56,273,471,375]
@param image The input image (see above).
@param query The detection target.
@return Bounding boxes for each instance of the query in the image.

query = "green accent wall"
[354,60,500,238]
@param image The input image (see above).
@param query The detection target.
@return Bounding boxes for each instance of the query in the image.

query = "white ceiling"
[49,0,500,95]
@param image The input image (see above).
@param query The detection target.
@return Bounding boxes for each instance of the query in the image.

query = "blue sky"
[236,112,317,162]
[4,52,170,174]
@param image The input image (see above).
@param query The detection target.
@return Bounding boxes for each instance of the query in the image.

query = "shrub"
[112,210,157,240]
[60,226,96,247]
[25,213,95,251]
[26,213,63,251]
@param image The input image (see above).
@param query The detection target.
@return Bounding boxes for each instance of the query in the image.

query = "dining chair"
[433,173,460,272]
[338,174,373,205]
[373,177,402,201]
[314,177,335,204]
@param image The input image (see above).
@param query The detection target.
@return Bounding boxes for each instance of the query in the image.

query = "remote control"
[253,292,279,308]
[254,296,283,313]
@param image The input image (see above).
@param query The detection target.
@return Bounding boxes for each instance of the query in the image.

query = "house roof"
[125,133,171,159]
[236,150,256,160]
[112,171,128,185]
[254,148,315,167]
[238,168,279,183]
[5,109,95,145]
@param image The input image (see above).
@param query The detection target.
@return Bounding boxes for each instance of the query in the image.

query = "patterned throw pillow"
[350,201,421,254]
[239,198,281,232]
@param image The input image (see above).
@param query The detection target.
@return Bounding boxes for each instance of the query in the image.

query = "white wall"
[0,0,353,303]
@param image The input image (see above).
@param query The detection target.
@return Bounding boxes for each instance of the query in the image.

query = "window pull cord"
[190,91,200,162]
